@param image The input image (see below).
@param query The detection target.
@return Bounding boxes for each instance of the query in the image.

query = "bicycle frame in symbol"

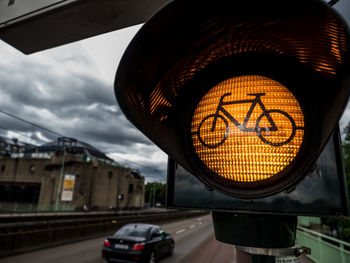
[193,93,304,148]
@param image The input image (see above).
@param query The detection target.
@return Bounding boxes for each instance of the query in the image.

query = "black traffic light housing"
[174,55,328,197]
[167,128,349,216]
[116,0,350,199]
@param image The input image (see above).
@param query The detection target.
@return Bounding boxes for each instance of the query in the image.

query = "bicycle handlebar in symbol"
[193,93,304,148]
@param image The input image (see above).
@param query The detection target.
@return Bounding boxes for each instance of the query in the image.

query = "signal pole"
[148,185,152,207]
[55,146,66,211]
[152,186,156,207]
[212,212,305,263]
[236,249,252,263]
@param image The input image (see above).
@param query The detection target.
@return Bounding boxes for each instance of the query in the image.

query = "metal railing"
[0,203,75,213]
[297,226,350,263]
[0,210,207,258]
[298,216,321,227]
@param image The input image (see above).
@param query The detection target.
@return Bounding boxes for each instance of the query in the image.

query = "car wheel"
[168,242,174,256]
[148,251,156,263]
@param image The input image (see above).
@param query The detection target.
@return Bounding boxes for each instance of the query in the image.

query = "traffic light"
[167,128,349,216]
[115,0,350,201]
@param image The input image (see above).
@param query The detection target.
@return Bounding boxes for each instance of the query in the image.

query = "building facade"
[0,137,144,211]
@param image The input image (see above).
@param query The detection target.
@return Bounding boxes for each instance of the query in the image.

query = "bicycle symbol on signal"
[193,93,304,148]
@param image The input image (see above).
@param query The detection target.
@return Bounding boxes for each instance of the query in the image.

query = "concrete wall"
[0,158,48,183]
[0,155,145,211]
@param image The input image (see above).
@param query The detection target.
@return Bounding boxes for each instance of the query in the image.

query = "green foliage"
[322,123,350,242]
[144,182,166,206]
[321,217,340,237]
[321,217,350,242]
[331,122,350,242]
[342,122,350,196]
[339,217,350,241]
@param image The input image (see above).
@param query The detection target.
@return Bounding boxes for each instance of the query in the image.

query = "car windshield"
[115,226,149,238]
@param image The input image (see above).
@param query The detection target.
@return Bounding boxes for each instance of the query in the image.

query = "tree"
[323,122,350,242]
[321,123,350,242]
[340,122,350,242]
[342,122,350,196]
[144,182,166,206]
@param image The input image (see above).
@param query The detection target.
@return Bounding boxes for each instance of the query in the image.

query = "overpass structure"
[0,0,169,54]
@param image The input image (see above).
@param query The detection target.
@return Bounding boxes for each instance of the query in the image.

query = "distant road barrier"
[297,226,350,263]
[0,203,75,213]
[0,210,208,258]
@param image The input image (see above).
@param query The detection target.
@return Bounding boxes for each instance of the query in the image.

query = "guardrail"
[0,210,207,258]
[298,216,321,227]
[297,226,350,263]
[0,208,184,223]
[0,203,75,213]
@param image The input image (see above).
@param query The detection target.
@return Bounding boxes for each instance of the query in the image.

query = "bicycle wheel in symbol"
[255,109,297,147]
[197,114,229,148]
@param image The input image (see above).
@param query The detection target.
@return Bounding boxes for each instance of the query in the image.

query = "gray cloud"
[0,40,167,180]
[334,0,350,25]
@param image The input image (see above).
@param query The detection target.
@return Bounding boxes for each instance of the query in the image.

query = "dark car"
[102,223,175,263]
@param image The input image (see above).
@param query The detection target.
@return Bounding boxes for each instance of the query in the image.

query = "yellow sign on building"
[61,174,76,201]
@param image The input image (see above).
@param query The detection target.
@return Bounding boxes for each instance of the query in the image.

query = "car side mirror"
[162,232,170,239]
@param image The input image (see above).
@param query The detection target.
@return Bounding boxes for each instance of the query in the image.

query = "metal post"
[213,212,298,263]
[116,174,120,209]
[236,248,252,263]
[318,235,322,262]
[251,255,275,263]
[55,146,66,211]
[340,243,346,263]
[237,247,276,263]
[149,186,152,207]
[152,186,156,207]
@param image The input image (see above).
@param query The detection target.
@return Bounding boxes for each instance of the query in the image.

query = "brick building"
[0,136,144,211]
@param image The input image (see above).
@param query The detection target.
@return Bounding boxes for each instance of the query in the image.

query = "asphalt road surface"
[2,214,234,263]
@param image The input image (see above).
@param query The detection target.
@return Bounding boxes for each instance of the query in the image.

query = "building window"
[108,171,113,178]
[29,165,36,173]
[0,182,41,203]
[1,165,5,174]
[128,184,134,193]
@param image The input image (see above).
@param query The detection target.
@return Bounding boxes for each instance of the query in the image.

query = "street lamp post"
[55,146,66,211]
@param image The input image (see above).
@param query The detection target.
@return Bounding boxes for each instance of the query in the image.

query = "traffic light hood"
[115,0,350,197]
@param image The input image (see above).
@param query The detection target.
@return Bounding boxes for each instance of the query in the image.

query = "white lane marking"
[190,225,196,229]
[198,222,203,225]
[197,218,203,221]
[176,229,186,234]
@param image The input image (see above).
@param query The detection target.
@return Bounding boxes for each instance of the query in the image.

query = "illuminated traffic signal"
[115,0,350,200]
[189,74,305,197]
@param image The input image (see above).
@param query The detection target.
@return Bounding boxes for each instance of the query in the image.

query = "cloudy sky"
[0,0,349,183]
[0,23,167,182]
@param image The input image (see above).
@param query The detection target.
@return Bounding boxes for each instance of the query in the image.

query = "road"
[2,214,234,263]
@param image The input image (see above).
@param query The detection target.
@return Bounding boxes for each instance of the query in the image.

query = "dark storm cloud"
[116,159,166,183]
[0,41,155,157]
[0,65,115,114]
[0,115,31,131]
[110,149,167,183]
[74,115,153,148]
[0,40,168,180]
[334,1,350,25]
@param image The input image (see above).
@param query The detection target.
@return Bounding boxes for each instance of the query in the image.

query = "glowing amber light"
[191,75,304,183]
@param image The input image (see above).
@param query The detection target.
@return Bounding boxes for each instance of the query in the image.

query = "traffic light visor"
[116,0,350,197]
